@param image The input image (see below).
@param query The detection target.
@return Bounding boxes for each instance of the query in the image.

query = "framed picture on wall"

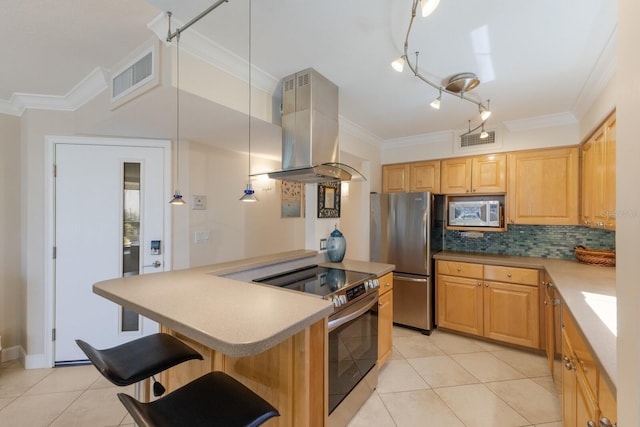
[318,182,340,218]
[281,180,304,218]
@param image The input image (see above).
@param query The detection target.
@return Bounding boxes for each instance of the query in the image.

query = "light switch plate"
[192,195,207,210]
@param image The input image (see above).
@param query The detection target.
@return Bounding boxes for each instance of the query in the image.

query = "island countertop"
[434,250,617,388]
[93,249,394,358]
[93,250,334,357]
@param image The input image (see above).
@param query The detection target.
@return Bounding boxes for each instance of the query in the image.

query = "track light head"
[420,0,440,17]
[391,57,405,73]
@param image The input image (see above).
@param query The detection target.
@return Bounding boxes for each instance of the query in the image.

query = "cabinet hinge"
[52,328,56,341]
[52,247,56,259]
[53,164,57,178]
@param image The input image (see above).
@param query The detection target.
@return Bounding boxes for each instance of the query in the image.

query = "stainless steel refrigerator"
[370,192,444,334]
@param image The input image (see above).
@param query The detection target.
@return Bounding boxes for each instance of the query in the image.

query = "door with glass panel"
[54,142,168,364]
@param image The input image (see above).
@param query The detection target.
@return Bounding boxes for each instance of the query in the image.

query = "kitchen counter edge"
[93,250,393,358]
[433,250,617,389]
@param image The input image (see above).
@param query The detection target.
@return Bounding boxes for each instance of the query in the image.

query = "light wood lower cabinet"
[436,261,540,349]
[377,272,393,367]
[159,320,327,427]
[561,305,617,427]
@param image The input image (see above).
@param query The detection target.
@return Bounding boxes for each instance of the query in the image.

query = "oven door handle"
[328,293,378,332]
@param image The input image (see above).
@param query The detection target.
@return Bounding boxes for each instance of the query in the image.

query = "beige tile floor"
[348,327,562,427]
[0,327,561,427]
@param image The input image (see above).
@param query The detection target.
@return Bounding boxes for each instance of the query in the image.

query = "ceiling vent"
[110,42,160,110]
[460,131,496,148]
[455,129,501,154]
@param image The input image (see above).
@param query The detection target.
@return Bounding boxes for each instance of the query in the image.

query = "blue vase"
[327,227,346,263]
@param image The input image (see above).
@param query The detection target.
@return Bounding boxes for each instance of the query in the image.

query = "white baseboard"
[24,352,48,369]
[0,345,23,364]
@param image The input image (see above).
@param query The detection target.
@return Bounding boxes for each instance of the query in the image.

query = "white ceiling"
[1,0,617,147]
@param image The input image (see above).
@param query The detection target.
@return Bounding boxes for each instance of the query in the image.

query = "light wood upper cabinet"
[409,160,441,193]
[472,154,507,193]
[441,154,506,194]
[582,112,616,230]
[382,163,410,193]
[507,146,579,225]
[440,157,472,194]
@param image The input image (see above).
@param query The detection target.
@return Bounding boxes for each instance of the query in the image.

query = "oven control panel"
[331,278,379,308]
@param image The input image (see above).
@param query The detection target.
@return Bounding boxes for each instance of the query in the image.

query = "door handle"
[144,261,162,268]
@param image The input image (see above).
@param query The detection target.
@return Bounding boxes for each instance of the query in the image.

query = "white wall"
[380,123,580,165]
[616,0,639,423]
[0,114,22,360]
[20,109,75,365]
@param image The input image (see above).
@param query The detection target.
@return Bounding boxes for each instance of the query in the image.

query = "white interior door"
[54,142,168,363]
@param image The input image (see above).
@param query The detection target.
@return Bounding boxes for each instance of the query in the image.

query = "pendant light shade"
[239,182,258,202]
[420,0,440,17]
[240,0,258,202]
[169,192,186,205]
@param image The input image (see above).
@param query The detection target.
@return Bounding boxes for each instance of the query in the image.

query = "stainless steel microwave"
[448,200,501,227]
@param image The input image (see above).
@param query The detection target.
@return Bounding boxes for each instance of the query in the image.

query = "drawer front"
[378,272,393,294]
[436,260,483,279]
[484,265,539,286]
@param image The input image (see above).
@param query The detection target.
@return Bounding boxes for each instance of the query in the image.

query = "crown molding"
[147,12,279,96]
[382,130,453,149]
[0,67,108,117]
[503,112,578,132]
[339,116,383,146]
[572,26,617,120]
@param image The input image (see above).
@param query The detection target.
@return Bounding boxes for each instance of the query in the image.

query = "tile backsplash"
[443,225,615,259]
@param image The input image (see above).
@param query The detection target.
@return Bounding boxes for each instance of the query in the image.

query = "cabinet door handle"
[543,300,548,306]
[485,283,489,287]
[599,417,615,427]
[507,273,512,278]
[587,421,597,427]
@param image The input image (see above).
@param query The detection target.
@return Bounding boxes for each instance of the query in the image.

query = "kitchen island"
[93,249,393,426]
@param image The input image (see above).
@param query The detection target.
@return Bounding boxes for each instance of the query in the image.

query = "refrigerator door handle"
[422,209,428,272]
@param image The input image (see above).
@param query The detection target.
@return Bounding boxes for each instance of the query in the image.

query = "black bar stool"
[118,371,280,427]
[76,333,203,397]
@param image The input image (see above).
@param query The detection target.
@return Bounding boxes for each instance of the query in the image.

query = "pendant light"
[169,14,185,205]
[240,0,258,202]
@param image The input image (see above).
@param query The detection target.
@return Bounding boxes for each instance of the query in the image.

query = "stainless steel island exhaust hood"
[265,68,365,183]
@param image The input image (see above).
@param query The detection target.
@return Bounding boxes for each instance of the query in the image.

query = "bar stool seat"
[118,371,280,427]
[75,333,203,388]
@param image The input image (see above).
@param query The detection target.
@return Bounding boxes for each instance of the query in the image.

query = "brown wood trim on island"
[159,320,327,427]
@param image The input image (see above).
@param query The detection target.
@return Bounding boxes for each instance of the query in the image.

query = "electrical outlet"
[320,238,327,250]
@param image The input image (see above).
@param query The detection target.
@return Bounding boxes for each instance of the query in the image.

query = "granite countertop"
[93,249,393,358]
[434,250,617,388]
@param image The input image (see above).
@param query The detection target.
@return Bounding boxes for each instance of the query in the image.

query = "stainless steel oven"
[327,291,378,427]
[254,265,379,426]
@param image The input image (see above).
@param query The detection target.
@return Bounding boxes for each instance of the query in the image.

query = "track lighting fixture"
[480,124,489,139]
[430,90,442,109]
[392,0,492,136]
[420,0,440,17]
[391,56,405,73]
[480,100,492,121]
